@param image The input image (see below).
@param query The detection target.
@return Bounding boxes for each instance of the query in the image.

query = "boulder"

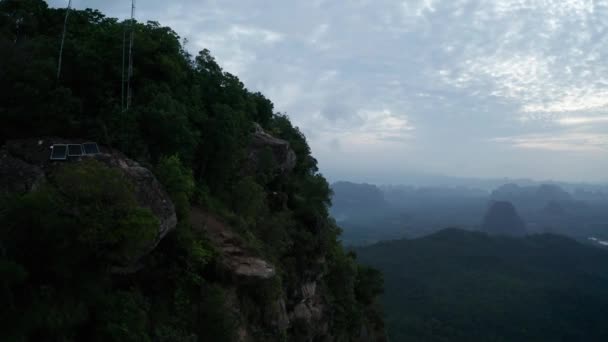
[247,123,296,176]
[95,153,177,242]
[0,138,177,261]
[0,152,44,194]
[293,302,312,322]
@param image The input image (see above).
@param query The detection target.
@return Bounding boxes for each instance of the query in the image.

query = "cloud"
[228,25,284,44]
[557,116,608,125]
[347,108,414,143]
[44,0,608,182]
[493,132,608,152]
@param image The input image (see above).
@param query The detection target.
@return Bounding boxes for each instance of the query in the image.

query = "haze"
[48,0,608,183]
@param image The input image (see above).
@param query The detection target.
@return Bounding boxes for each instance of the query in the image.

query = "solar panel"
[83,142,100,155]
[50,144,68,160]
[67,144,84,156]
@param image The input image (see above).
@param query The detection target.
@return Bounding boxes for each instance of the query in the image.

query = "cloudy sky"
[48,0,608,183]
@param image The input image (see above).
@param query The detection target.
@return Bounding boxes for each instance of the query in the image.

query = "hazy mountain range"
[331,180,608,245]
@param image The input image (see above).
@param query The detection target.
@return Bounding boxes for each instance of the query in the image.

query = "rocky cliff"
[189,127,385,342]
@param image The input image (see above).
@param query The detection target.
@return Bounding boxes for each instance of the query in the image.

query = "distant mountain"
[330,182,409,245]
[382,185,488,205]
[482,201,527,236]
[542,200,566,216]
[327,170,608,193]
[331,180,608,244]
[356,229,608,341]
[330,181,389,220]
[491,183,573,210]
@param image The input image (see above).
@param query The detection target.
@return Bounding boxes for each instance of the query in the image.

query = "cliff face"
[189,207,327,341]
[190,207,385,342]
[189,127,386,342]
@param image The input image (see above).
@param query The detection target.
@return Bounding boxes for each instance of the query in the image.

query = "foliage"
[232,176,267,224]
[0,159,158,340]
[155,155,195,219]
[355,265,384,305]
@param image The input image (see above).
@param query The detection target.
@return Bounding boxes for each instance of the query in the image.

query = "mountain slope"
[356,229,608,341]
[0,2,384,341]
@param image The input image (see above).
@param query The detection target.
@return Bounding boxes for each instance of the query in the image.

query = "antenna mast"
[121,28,126,111]
[57,0,72,79]
[126,0,135,110]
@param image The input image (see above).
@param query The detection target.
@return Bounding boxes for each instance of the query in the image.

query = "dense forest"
[356,229,608,341]
[0,1,384,341]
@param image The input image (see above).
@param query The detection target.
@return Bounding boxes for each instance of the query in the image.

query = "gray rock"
[94,153,177,246]
[274,298,290,332]
[301,281,316,299]
[247,123,296,176]
[293,302,312,323]
[229,256,275,279]
[0,151,44,194]
[189,207,276,280]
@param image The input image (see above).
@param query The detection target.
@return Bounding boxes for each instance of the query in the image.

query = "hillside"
[0,2,384,341]
[356,229,608,341]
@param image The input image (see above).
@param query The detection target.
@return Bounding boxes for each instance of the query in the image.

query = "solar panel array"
[68,144,84,156]
[50,144,68,160]
[83,142,100,155]
[49,142,100,160]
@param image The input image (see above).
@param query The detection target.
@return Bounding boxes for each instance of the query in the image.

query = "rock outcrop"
[247,123,296,176]
[0,153,45,194]
[189,207,275,280]
[290,280,328,336]
[188,206,340,341]
[482,201,527,236]
[95,152,177,243]
[0,137,177,257]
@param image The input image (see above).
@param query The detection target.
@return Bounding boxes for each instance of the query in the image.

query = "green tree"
[232,176,267,224]
[155,154,195,219]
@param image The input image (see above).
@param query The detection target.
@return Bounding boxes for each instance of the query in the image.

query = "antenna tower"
[126,0,135,110]
[57,0,72,79]
[121,28,126,111]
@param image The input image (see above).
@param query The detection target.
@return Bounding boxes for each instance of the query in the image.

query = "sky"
[47,0,608,184]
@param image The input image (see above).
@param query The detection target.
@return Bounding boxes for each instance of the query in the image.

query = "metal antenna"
[57,0,72,79]
[126,0,135,110]
[121,27,126,111]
